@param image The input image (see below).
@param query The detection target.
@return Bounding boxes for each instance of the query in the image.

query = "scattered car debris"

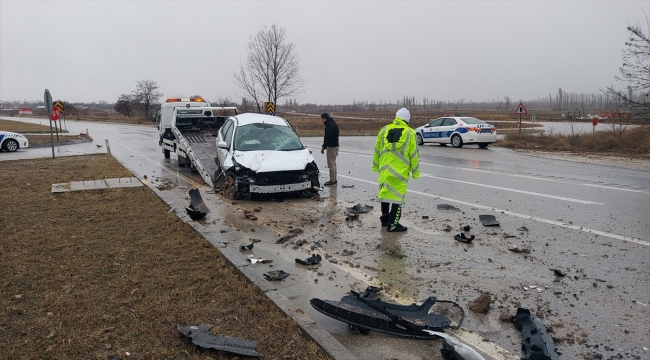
[454,233,475,243]
[293,239,309,247]
[503,233,517,238]
[437,204,461,212]
[508,244,531,253]
[421,215,430,219]
[263,270,290,281]
[177,324,263,357]
[310,241,322,250]
[479,215,499,226]
[511,308,559,360]
[345,213,359,221]
[341,184,355,188]
[310,286,464,338]
[468,293,491,313]
[462,225,471,231]
[424,330,486,360]
[186,188,210,220]
[550,268,566,277]
[276,228,304,243]
[347,203,374,213]
[517,226,529,232]
[247,258,272,264]
[240,243,254,251]
[251,238,262,243]
[295,254,322,266]
[244,210,258,221]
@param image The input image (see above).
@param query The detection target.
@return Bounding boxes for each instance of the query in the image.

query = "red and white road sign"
[514,102,527,115]
[51,107,60,121]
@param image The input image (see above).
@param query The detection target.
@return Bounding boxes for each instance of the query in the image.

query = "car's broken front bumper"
[249,181,312,193]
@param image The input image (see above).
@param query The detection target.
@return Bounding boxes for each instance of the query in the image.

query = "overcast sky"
[0,1,646,105]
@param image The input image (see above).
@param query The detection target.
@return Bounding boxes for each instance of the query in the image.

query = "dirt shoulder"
[0,154,331,359]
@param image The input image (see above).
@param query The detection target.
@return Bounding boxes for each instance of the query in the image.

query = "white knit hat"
[396,108,410,123]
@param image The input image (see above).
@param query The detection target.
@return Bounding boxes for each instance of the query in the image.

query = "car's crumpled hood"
[233,149,314,172]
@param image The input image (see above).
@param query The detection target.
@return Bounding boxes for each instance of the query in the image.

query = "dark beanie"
[321,112,331,120]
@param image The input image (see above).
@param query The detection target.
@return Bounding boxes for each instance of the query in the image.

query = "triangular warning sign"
[514,102,527,114]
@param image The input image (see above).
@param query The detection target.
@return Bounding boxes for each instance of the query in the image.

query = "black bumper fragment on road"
[186,188,209,220]
[511,308,559,360]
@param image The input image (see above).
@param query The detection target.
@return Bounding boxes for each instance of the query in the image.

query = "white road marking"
[420,173,604,205]
[357,154,644,193]
[338,173,649,247]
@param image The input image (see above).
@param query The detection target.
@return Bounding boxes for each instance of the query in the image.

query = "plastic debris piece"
[537,288,543,293]
[247,258,272,264]
[424,330,486,360]
[263,270,289,281]
[341,184,354,188]
[517,226,529,232]
[346,203,374,213]
[508,245,530,253]
[186,188,210,220]
[437,204,461,212]
[462,225,471,231]
[511,308,559,360]
[345,214,359,221]
[454,233,475,243]
[240,243,254,251]
[177,324,263,357]
[310,241,322,250]
[479,215,500,226]
[295,254,322,266]
[550,269,566,277]
[529,285,537,289]
[422,215,430,219]
[523,286,529,291]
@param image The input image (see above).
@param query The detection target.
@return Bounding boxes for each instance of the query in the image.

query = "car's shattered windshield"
[234,123,305,151]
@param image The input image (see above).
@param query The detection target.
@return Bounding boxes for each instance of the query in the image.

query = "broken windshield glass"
[234,124,304,151]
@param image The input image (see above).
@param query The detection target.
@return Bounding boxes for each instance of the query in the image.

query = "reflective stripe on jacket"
[372,117,420,204]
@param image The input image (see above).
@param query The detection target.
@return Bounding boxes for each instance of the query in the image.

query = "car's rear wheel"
[4,139,18,152]
[478,142,490,149]
[223,172,241,200]
[415,133,424,145]
[163,149,171,159]
[451,134,463,148]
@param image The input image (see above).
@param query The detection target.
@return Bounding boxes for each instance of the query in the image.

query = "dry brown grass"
[497,124,650,158]
[0,119,55,133]
[0,154,331,360]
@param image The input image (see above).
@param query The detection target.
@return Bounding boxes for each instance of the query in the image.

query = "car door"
[439,118,458,143]
[422,118,445,143]
[216,118,235,168]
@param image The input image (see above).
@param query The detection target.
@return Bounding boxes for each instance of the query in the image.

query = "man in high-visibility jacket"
[372,108,420,232]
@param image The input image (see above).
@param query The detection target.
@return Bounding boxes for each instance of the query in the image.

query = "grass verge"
[0,154,331,359]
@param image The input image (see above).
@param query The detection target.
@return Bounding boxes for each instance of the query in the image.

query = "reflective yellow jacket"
[372,117,420,204]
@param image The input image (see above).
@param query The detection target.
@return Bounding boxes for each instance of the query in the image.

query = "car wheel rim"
[416,134,423,145]
[452,136,460,147]
[7,140,17,151]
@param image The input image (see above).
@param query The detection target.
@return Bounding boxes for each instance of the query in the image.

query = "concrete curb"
[30,137,93,148]
[122,172,357,360]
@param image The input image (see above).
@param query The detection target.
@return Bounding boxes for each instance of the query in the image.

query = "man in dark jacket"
[321,112,339,186]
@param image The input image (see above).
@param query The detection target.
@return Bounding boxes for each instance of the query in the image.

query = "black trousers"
[381,202,402,227]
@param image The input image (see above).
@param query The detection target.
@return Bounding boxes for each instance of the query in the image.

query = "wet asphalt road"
[3,117,649,360]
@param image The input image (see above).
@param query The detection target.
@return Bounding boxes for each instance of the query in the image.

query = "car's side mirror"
[217,141,228,149]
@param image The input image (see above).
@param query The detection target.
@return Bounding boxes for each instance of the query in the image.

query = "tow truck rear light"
[165,96,205,103]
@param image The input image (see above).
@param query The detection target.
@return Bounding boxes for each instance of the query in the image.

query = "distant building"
[98,100,107,104]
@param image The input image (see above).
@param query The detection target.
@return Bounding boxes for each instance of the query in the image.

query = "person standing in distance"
[321,112,339,186]
[372,108,420,232]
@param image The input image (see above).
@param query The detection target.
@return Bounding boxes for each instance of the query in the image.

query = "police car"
[415,117,497,148]
[0,131,29,152]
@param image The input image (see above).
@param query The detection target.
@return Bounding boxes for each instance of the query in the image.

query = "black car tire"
[3,139,18,152]
[163,149,171,159]
[478,142,490,149]
[451,134,463,148]
[416,133,424,146]
[224,172,241,200]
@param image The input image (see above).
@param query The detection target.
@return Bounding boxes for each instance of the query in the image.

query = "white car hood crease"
[233,150,313,172]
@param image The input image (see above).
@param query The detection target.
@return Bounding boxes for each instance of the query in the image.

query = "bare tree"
[114,93,136,117]
[504,96,510,111]
[133,80,162,119]
[605,23,650,117]
[233,24,307,113]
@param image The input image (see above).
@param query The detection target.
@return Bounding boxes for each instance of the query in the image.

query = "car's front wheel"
[3,139,18,152]
[451,134,463,148]
[415,133,424,146]
[478,142,490,149]
[163,149,171,159]
[223,172,241,200]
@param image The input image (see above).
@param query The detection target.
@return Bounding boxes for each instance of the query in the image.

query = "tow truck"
[156,96,238,187]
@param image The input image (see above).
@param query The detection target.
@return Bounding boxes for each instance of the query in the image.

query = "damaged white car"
[215,113,320,199]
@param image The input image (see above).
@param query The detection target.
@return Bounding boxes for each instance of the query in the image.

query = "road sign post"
[514,102,528,134]
[44,89,55,158]
[51,107,61,141]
